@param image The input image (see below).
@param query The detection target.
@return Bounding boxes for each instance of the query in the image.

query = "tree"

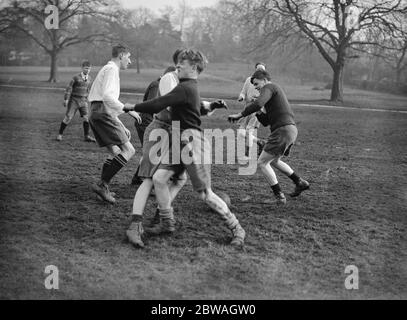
[153,13,183,62]
[108,7,156,73]
[0,0,114,82]
[357,12,407,85]
[224,0,407,102]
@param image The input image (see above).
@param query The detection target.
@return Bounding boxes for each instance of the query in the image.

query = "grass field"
[0,81,406,300]
[1,65,407,111]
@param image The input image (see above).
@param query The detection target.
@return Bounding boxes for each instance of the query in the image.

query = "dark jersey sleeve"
[64,76,76,101]
[241,85,273,117]
[87,75,92,94]
[134,84,187,114]
[143,79,159,102]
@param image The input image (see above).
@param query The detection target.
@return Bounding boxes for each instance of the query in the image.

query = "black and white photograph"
[0,0,406,303]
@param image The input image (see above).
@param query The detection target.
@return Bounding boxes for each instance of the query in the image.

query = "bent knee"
[153,172,170,187]
[123,143,135,157]
[257,158,269,168]
[269,157,281,166]
[198,190,208,201]
[63,115,73,124]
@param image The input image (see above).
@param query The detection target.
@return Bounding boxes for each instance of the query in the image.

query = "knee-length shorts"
[89,101,130,148]
[263,125,298,157]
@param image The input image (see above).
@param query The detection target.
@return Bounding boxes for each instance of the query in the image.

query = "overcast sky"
[119,0,219,13]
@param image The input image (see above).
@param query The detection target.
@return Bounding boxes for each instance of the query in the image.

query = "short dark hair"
[250,69,271,84]
[255,62,266,69]
[82,60,91,67]
[172,48,185,65]
[163,66,176,75]
[112,44,129,58]
[177,49,207,74]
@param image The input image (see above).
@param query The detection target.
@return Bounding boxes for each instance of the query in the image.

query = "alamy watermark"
[44,5,59,30]
[147,121,259,175]
[344,265,359,290]
[44,265,59,290]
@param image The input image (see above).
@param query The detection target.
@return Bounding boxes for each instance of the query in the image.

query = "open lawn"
[0,85,406,299]
[1,65,406,110]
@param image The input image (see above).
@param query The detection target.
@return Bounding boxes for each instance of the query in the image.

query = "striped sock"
[101,154,127,184]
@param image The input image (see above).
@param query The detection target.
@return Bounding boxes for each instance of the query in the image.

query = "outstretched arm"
[200,100,228,116]
[228,86,272,122]
[124,85,187,114]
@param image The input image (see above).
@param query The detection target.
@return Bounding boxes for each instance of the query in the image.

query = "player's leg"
[246,115,265,155]
[144,169,187,230]
[257,150,286,204]
[186,129,246,247]
[169,170,187,202]
[78,99,96,142]
[146,168,177,235]
[101,140,135,185]
[237,118,250,160]
[131,121,147,185]
[270,157,309,197]
[57,99,76,141]
[198,187,246,247]
[270,125,309,197]
[132,178,154,216]
[93,138,135,204]
[127,178,154,248]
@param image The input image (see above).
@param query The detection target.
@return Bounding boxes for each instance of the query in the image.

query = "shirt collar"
[81,72,88,81]
[108,60,120,70]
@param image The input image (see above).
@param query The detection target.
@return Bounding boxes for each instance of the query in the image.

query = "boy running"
[228,69,309,204]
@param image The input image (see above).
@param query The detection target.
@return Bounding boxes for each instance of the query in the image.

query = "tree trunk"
[396,68,401,85]
[136,47,140,74]
[48,50,58,82]
[330,64,344,102]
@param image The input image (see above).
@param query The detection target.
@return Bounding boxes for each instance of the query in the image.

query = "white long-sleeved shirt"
[238,76,260,105]
[88,61,124,117]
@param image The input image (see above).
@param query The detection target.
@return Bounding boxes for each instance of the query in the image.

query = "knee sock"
[289,172,301,185]
[59,122,67,135]
[101,154,127,184]
[159,207,174,220]
[271,183,282,196]
[131,214,143,223]
[83,121,90,136]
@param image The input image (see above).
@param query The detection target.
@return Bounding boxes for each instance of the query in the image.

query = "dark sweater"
[139,78,159,125]
[241,82,295,132]
[133,78,202,132]
[64,73,91,101]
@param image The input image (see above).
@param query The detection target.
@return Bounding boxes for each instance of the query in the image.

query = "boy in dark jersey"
[56,60,96,142]
[124,49,246,248]
[131,66,177,186]
[228,69,309,204]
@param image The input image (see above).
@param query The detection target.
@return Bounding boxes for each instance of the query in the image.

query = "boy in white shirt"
[88,44,141,204]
